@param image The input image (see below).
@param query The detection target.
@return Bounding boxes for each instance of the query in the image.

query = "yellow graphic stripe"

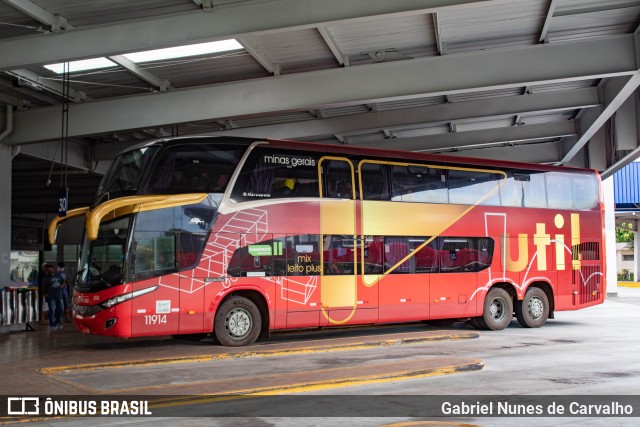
[318,156,358,324]
[47,206,89,244]
[85,193,208,240]
[358,160,507,285]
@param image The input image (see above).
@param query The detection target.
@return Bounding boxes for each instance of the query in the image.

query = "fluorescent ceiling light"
[123,39,243,63]
[44,58,117,74]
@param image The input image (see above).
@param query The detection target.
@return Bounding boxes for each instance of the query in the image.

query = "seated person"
[334,181,352,198]
[193,172,211,191]
[275,178,295,196]
[213,174,229,192]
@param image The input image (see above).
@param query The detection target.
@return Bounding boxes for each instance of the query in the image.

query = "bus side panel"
[378,274,428,323]
[130,275,180,337]
[179,273,205,334]
[430,273,478,319]
[554,268,572,310]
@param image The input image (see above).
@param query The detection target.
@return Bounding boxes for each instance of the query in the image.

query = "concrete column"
[603,177,618,296]
[0,145,11,285]
[634,231,639,282]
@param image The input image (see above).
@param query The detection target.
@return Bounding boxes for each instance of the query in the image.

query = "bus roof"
[120,135,597,176]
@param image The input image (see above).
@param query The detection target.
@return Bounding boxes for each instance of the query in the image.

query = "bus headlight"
[73,303,102,317]
[98,286,158,309]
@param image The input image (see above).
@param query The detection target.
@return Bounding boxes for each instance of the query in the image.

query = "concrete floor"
[2,288,640,426]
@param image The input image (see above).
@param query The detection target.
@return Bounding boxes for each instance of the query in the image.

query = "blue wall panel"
[614,163,640,205]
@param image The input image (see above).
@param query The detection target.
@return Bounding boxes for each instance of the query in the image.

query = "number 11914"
[144,314,167,325]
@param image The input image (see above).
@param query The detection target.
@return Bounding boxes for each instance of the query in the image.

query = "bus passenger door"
[129,230,181,336]
[177,231,211,334]
[318,157,376,326]
[284,234,322,328]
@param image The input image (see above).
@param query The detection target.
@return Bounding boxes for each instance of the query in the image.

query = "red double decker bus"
[49,137,606,346]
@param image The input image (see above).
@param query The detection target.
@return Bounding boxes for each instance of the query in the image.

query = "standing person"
[37,263,48,325]
[43,264,63,330]
[57,262,72,322]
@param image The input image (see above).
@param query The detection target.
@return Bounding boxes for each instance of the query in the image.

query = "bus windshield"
[76,200,219,292]
[95,146,158,205]
[143,143,246,194]
[76,216,130,292]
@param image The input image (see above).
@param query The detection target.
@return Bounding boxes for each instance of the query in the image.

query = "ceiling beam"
[192,0,214,11]
[317,25,346,65]
[2,0,74,32]
[213,86,598,138]
[0,92,28,109]
[554,1,640,16]
[349,121,577,152]
[539,0,558,43]
[3,1,171,94]
[433,12,446,55]
[236,37,277,74]
[561,71,640,165]
[7,84,60,105]
[601,145,640,180]
[447,140,563,163]
[18,140,90,171]
[0,0,508,71]
[7,35,635,146]
[107,56,172,91]
[5,69,87,102]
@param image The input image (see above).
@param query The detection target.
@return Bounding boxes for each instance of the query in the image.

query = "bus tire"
[515,287,549,328]
[480,288,513,330]
[214,296,261,347]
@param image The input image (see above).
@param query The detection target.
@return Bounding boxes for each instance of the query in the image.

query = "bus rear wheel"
[478,288,513,330]
[515,287,549,328]
[214,296,261,347]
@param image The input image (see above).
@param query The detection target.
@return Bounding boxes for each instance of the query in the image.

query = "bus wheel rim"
[489,297,505,321]
[226,308,251,338]
[528,297,544,319]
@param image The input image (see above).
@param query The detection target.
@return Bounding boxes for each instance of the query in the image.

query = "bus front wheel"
[477,288,513,330]
[515,287,549,328]
[214,296,261,347]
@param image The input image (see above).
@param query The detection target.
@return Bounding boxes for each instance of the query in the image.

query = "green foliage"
[616,222,635,244]
[618,270,634,281]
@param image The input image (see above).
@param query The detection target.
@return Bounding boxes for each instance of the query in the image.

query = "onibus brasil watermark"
[6,397,151,416]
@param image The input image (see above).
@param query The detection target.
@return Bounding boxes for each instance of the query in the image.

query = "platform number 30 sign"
[58,188,69,217]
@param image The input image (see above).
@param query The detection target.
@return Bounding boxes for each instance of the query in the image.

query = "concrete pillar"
[634,231,639,282]
[603,177,618,296]
[0,145,10,286]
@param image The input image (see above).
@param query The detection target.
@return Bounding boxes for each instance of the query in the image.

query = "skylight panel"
[44,58,117,74]
[123,39,243,63]
[43,39,242,74]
